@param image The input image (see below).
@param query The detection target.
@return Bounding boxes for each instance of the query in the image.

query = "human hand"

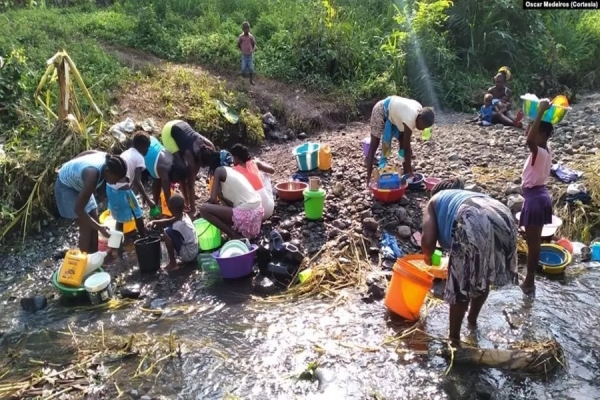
[423,253,433,266]
[99,225,111,238]
[146,221,157,230]
[147,200,157,210]
[538,99,552,112]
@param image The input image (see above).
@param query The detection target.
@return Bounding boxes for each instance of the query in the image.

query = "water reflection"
[1,255,600,399]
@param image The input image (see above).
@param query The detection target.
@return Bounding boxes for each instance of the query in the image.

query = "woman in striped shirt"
[54,151,127,253]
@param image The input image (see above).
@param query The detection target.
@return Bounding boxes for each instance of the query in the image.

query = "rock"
[397,225,412,239]
[298,132,307,139]
[332,182,345,197]
[504,185,522,196]
[362,217,379,231]
[253,275,277,295]
[367,282,386,301]
[262,112,276,127]
[20,295,47,313]
[506,194,524,214]
[121,284,142,299]
[52,247,69,260]
[394,207,408,222]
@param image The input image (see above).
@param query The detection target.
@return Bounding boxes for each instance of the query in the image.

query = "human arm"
[77,168,110,237]
[255,160,275,175]
[526,99,551,155]
[402,123,413,175]
[133,167,155,208]
[365,135,380,188]
[209,167,226,204]
[421,200,439,266]
[157,165,172,205]
[148,217,176,229]
[183,151,198,215]
[251,34,256,51]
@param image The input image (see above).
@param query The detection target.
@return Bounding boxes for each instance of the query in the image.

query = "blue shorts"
[54,179,97,219]
[241,55,254,74]
[106,185,143,223]
[165,227,183,252]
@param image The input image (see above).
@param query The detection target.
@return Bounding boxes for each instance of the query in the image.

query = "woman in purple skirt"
[520,99,553,293]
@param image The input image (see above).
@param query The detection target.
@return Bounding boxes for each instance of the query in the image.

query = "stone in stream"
[121,284,142,299]
[253,275,277,295]
[20,295,47,313]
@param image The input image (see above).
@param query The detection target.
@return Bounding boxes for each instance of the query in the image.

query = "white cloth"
[387,96,422,132]
[110,148,146,189]
[221,167,262,210]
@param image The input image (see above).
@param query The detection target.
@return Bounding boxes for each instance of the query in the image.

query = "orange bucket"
[385,259,434,321]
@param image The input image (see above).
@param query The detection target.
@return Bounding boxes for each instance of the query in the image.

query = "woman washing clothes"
[229,144,275,220]
[487,66,524,128]
[161,120,216,216]
[132,131,187,216]
[54,151,128,253]
[199,150,264,239]
[365,96,435,188]
[519,99,554,294]
[420,179,517,345]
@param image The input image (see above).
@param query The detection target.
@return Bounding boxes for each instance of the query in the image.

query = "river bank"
[1,93,600,399]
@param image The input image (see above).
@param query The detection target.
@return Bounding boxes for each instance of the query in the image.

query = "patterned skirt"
[445,196,518,304]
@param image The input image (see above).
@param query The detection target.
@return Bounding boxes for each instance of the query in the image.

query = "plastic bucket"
[303,188,326,220]
[84,272,114,305]
[292,143,320,171]
[134,236,161,273]
[361,137,370,157]
[385,260,434,321]
[107,230,124,249]
[193,218,222,251]
[213,244,258,279]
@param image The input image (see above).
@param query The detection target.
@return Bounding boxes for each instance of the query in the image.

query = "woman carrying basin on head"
[161,120,216,217]
[365,96,435,188]
[519,99,554,294]
[54,151,128,253]
[229,143,275,220]
[420,178,517,344]
[199,149,264,240]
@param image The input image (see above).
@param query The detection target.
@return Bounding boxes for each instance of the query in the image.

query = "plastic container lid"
[84,272,111,292]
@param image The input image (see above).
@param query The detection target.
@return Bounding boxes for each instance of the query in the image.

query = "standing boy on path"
[238,21,256,84]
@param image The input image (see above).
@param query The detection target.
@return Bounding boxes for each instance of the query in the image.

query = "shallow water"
[1,249,600,400]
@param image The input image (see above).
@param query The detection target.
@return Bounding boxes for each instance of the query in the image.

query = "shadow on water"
[1,246,600,399]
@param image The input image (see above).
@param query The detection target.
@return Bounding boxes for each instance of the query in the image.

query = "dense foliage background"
[2,0,600,113]
[1,0,600,238]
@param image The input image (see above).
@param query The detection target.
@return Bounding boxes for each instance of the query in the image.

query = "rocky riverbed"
[2,93,599,282]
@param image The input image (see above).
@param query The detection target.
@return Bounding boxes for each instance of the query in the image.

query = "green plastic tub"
[52,268,104,299]
[194,218,222,251]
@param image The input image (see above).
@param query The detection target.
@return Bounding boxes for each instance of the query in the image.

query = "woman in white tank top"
[199,150,264,239]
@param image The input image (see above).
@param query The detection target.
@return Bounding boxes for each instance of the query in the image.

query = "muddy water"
[1,250,600,400]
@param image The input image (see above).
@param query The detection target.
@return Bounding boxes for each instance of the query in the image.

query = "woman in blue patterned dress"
[421,179,518,344]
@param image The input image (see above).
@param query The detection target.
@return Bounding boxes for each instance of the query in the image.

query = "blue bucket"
[292,143,320,172]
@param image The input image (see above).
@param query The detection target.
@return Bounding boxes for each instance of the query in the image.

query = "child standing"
[105,148,151,256]
[238,21,256,84]
[148,194,198,271]
[519,99,554,293]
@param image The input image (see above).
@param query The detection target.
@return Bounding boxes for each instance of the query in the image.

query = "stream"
[1,241,599,400]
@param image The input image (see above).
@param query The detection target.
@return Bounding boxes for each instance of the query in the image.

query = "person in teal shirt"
[421,179,518,344]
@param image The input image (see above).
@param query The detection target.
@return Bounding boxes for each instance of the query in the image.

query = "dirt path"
[102,44,353,133]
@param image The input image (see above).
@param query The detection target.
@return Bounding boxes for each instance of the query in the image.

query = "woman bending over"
[199,150,264,239]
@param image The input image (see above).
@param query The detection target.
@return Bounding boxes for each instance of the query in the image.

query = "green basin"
[51,268,105,298]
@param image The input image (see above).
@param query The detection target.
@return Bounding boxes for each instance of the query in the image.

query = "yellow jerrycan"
[318,144,332,171]
[57,249,89,287]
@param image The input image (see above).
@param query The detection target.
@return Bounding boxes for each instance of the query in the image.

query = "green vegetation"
[1,0,600,240]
